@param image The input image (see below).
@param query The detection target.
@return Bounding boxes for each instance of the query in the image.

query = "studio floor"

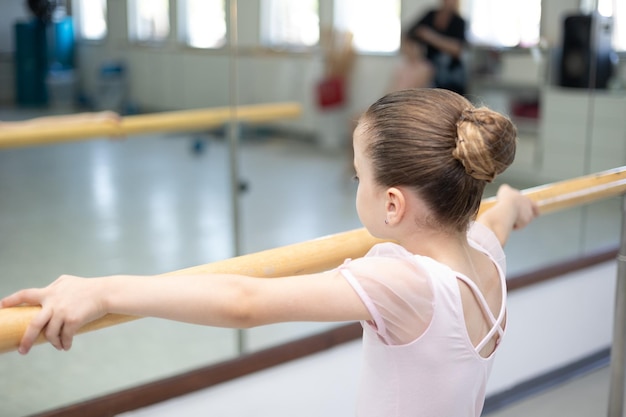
[0,108,623,416]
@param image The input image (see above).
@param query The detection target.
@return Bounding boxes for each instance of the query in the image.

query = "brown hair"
[358,88,516,232]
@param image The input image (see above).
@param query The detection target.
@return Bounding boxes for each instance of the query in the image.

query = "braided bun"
[452,107,517,182]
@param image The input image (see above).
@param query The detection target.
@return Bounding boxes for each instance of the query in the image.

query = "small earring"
[384,219,389,225]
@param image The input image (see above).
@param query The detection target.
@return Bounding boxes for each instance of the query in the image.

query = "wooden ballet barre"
[1,166,626,354]
[0,102,302,149]
[478,166,626,216]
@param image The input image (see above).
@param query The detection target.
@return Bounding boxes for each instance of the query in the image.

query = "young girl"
[1,88,537,416]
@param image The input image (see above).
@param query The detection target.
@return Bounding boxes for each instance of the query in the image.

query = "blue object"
[14,16,75,107]
[14,19,48,106]
[49,17,74,69]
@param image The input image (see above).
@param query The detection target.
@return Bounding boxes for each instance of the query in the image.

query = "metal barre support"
[609,193,626,416]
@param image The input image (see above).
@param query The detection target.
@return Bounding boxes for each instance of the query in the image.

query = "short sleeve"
[338,243,434,345]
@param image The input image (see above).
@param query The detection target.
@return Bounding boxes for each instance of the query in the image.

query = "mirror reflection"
[0,0,625,415]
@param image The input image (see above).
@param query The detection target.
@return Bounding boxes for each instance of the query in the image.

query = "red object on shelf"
[512,101,540,119]
[316,77,345,109]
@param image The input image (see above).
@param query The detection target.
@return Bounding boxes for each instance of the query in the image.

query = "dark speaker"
[559,13,613,89]
[14,19,48,106]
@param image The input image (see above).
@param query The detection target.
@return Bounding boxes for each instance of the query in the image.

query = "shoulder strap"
[456,271,506,353]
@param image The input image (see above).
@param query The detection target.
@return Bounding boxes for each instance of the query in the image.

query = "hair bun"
[452,107,517,182]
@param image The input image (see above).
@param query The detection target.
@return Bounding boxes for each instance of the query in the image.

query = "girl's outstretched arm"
[0,270,370,355]
[477,184,539,247]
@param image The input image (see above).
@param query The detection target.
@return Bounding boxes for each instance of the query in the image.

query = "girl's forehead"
[352,129,366,158]
[353,128,371,171]
[353,122,369,147]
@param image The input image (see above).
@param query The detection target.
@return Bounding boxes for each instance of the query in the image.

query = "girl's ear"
[385,187,406,225]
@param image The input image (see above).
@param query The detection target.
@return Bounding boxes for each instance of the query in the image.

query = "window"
[334,0,400,53]
[179,0,227,48]
[75,0,107,40]
[462,0,542,47]
[128,0,170,43]
[598,0,626,51]
[260,0,319,49]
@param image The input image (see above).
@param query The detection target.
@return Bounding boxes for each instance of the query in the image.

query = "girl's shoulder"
[363,242,438,274]
[339,243,435,345]
[366,241,413,258]
[344,242,435,291]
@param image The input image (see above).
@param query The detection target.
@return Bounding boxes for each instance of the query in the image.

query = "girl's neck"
[399,227,467,260]
[400,228,489,283]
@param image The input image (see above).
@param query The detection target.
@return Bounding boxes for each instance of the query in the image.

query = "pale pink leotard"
[338,222,506,417]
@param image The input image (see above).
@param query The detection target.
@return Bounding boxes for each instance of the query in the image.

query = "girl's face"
[352,123,388,238]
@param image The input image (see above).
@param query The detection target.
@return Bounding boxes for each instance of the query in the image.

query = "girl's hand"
[477,184,539,246]
[92,111,125,140]
[0,275,106,354]
[496,184,539,230]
